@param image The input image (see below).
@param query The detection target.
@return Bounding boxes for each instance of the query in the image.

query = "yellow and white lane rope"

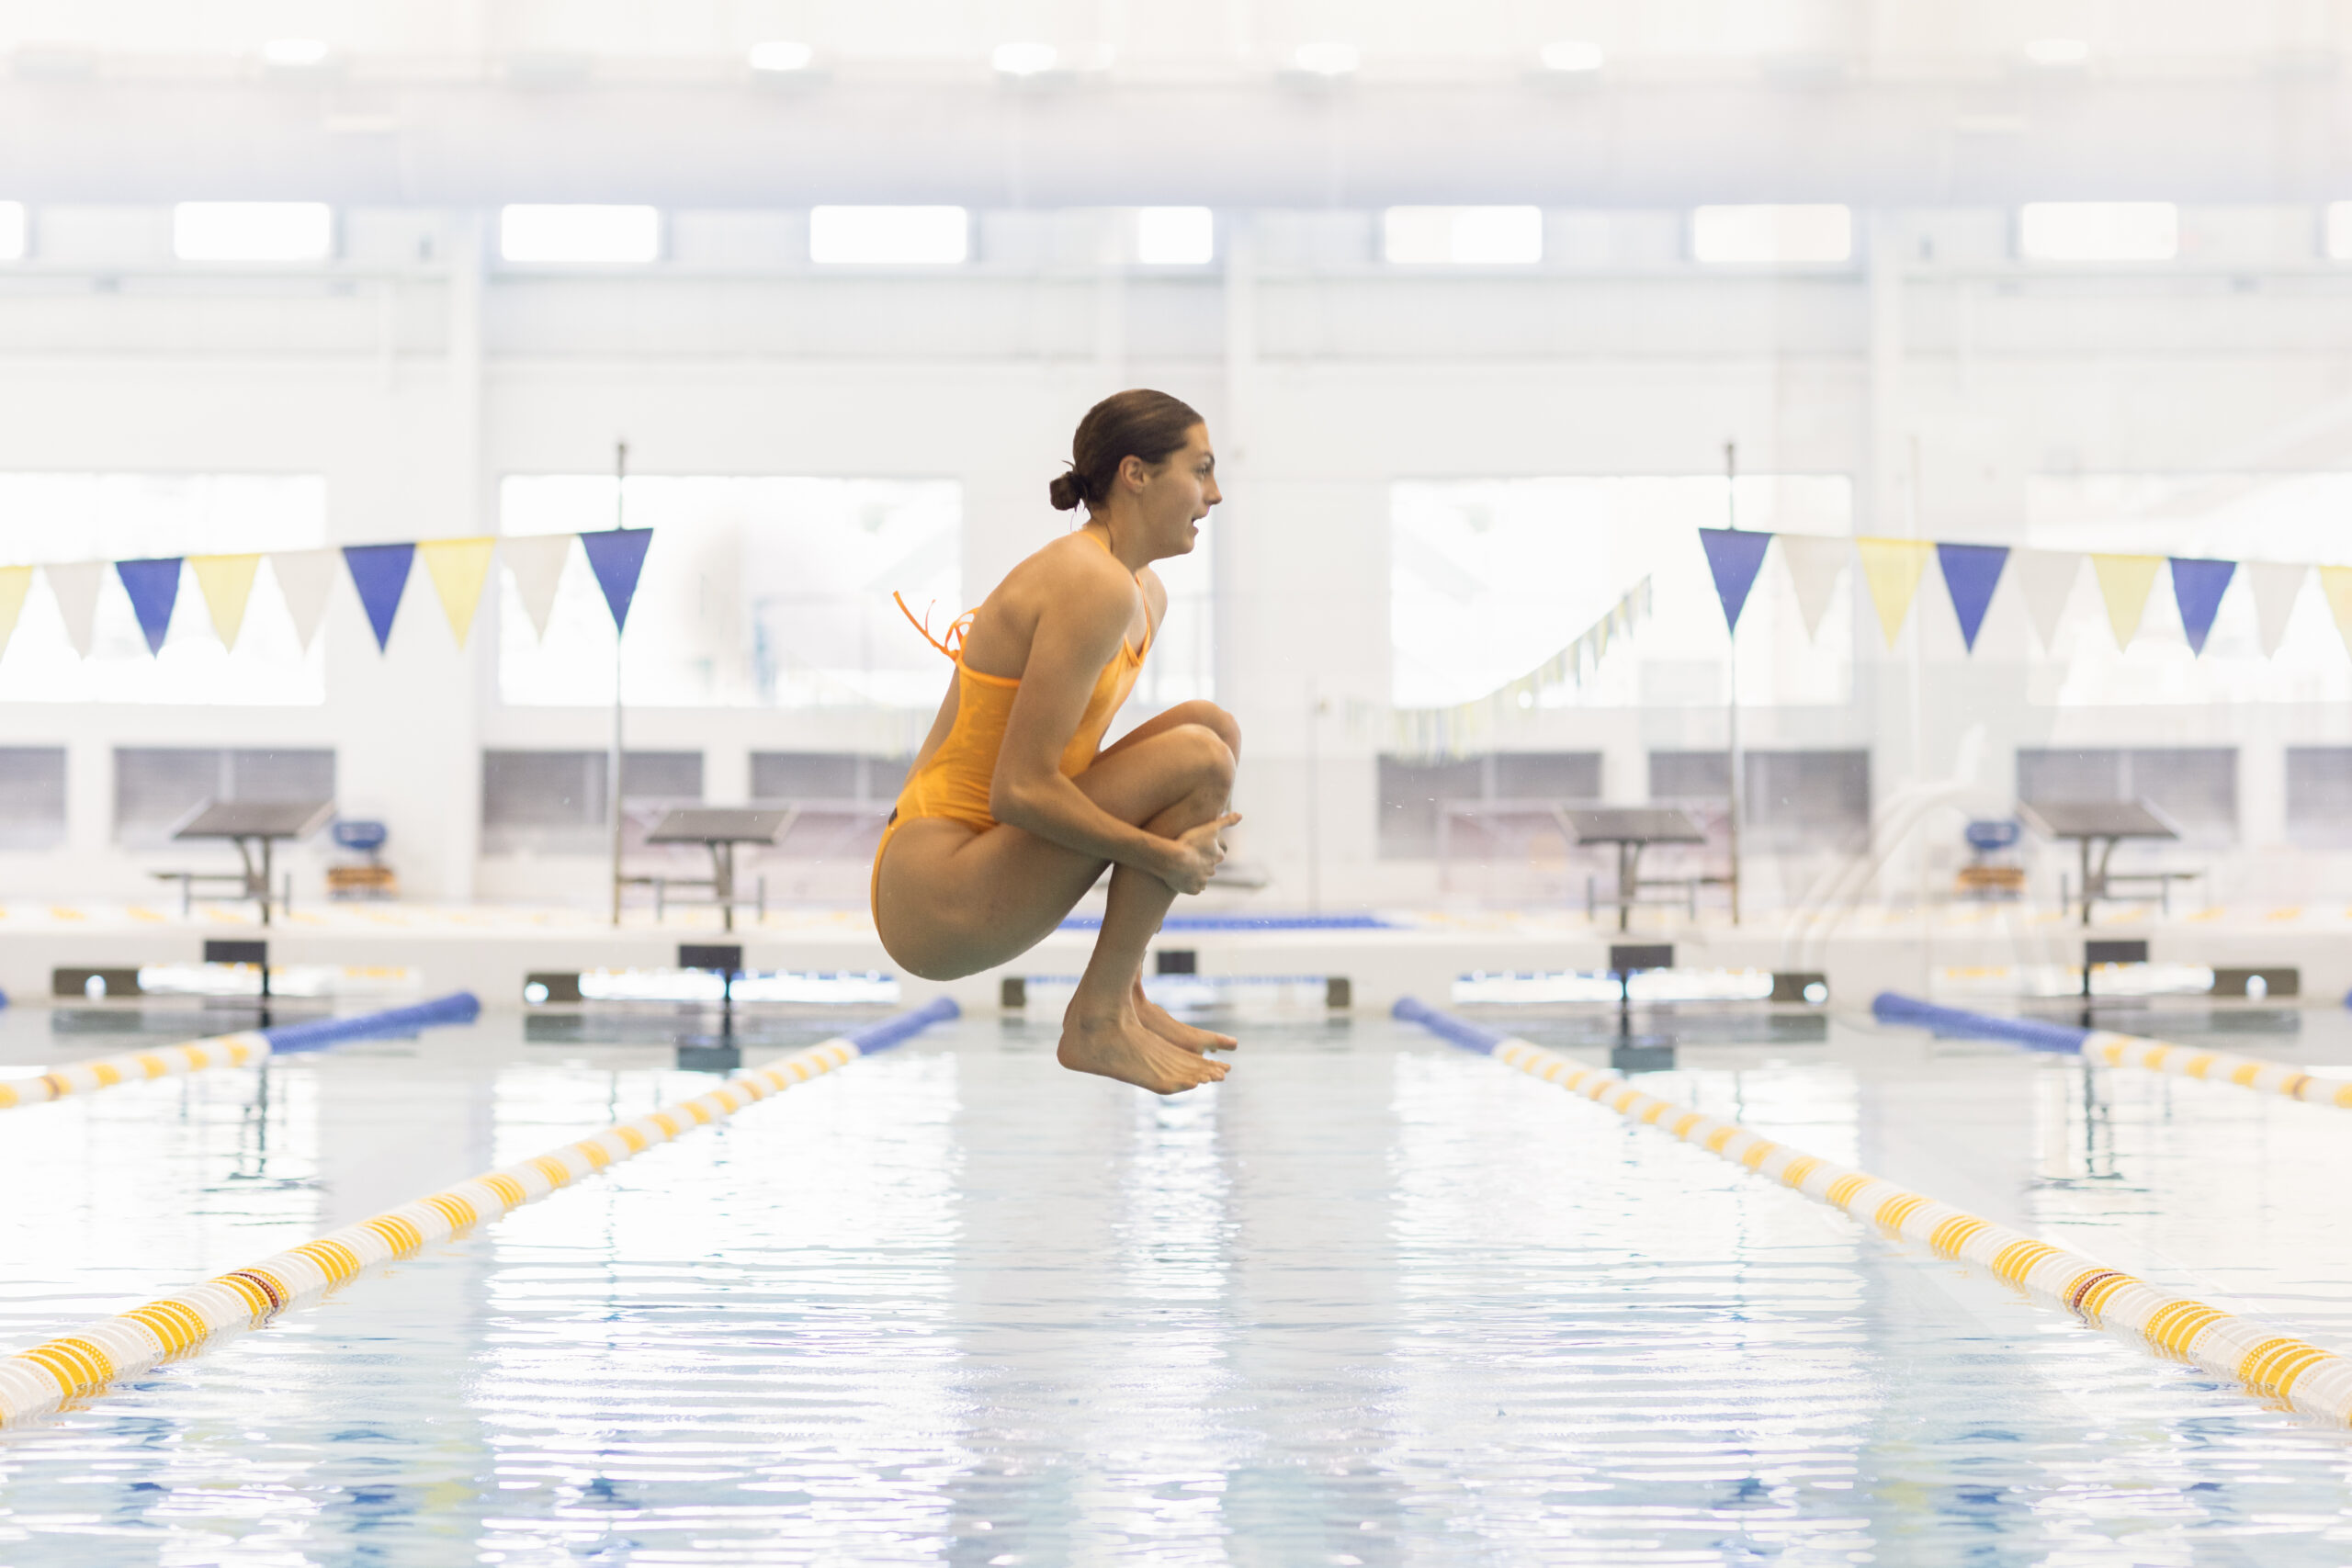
[1871,992,2352,1111]
[0,1032,266,1109]
[0,993,482,1111]
[1396,998,2352,1426]
[0,998,955,1427]
[2084,1031,2352,1110]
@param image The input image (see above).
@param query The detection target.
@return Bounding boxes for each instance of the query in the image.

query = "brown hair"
[1048,389,1204,512]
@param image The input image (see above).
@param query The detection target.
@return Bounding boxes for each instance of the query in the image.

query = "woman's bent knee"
[1183,701,1243,759]
[1169,722,1238,792]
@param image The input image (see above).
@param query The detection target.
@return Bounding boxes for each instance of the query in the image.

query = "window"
[2288,748,2352,842]
[1391,477,1854,715]
[809,207,968,265]
[621,750,702,801]
[1690,205,1852,265]
[0,203,24,262]
[0,747,65,850]
[115,748,334,848]
[2017,747,2237,841]
[1650,750,1732,800]
[499,477,960,710]
[172,202,333,262]
[499,205,662,265]
[1743,750,1871,847]
[482,750,605,854]
[1383,207,1543,265]
[1375,751,1600,858]
[1136,207,1214,265]
[2018,203,2177,262]
[751,751,908,803]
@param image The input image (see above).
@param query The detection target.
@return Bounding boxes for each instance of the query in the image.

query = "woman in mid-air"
[871,389,1242,1095]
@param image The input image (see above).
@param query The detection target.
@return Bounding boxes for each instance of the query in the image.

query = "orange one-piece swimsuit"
[870,532,1154,919]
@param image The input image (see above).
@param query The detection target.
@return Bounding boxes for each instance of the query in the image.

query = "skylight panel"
[2018,202,2177,262]
[173,202,334,262]
[499,205,662,265]
[1690,205,1852,265]
[809,207,969,265]
[1383,207,1543,265]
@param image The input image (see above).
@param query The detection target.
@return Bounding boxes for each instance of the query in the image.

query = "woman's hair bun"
[1047,470,1087,512]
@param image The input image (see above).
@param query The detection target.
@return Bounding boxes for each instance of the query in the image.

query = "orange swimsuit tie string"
[893,592,975,661]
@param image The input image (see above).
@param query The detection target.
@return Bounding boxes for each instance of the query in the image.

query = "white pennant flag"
[503,533,574,642]
[42,561,104,658]
[2011,549,2082,652]
[1775,534,1849,641]
[2245,561,2307,658]
[267,549,338,651]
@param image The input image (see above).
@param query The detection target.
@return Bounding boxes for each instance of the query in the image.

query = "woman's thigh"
[874,724,1232,979]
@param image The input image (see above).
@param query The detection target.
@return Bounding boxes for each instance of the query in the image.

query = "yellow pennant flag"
[419,537,497,648]
[2319,566,2352,656]
[0,565,30,655]
[2090,554,2164,649]
[188,554,261,649]
[1854,537,1935,647]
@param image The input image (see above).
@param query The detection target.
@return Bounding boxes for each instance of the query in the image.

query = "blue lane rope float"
[0,992,483,1110]
[1872,992,2352,1110]
[1057,912,1395,931]
[1395,996,2352,1425]
[0,997,958,1427]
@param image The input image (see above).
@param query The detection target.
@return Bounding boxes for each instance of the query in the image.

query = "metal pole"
[609,440,628,928]
[1724,441,1742,927]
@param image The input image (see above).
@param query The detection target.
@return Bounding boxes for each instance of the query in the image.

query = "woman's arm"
[987,569,1197,886]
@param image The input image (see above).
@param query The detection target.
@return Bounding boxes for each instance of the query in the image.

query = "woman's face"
[1124,423,1220,557]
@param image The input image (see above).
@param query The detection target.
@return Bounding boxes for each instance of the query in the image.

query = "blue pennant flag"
[1697,528,1773,634]
[580,528,654,633]
[2169,558,2235,655]
[342,543,415,652]
[1935,543,2009,653]
[115,558,183,655]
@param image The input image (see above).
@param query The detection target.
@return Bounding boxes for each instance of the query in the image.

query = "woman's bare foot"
[1058,1001,1228,1094]
[1131,978,1238,1055]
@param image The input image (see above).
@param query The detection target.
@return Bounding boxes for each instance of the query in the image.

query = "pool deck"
[1,895,2346,1011]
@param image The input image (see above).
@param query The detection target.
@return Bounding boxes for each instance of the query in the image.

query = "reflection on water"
[2,1010,2350,1564]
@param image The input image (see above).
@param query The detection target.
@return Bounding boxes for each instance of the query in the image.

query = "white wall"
[3,201,2352,908]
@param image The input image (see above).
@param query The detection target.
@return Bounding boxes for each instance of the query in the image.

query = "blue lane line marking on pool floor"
[1057,912,1395,932]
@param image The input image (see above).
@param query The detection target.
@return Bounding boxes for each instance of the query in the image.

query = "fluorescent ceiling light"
[1691,204,1852,265]
[173,202,333,262]
[992,41,1058,76]
[1136,207,1214,265]
[2018,202,2176,261]
[747,39,814,73]
[1540,40,1606,73]
[809,206,968,265]
[0,203,24,262]
[500,204,661,265]
[2327,202,2352,261]
[1383,206,1543,265]
[2023,37,2090,66]
[260,38,330,68]
[1292,41,1360,76]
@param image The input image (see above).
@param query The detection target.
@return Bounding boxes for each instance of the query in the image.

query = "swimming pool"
[3,1001,2349,1563]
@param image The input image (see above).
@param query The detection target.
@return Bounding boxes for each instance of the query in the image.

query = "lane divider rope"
[0,993,484,1111]
[0,996,957,1427]
[1396,997,2352,1426]
[1872,992,2352,1110]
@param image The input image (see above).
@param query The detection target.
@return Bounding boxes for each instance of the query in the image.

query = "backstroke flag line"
[1934,543,2008,652]
[1698,527,1773,634]
[1855,537,1934,648]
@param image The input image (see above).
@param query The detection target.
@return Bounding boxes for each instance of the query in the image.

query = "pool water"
[2,1002,2350,1564]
